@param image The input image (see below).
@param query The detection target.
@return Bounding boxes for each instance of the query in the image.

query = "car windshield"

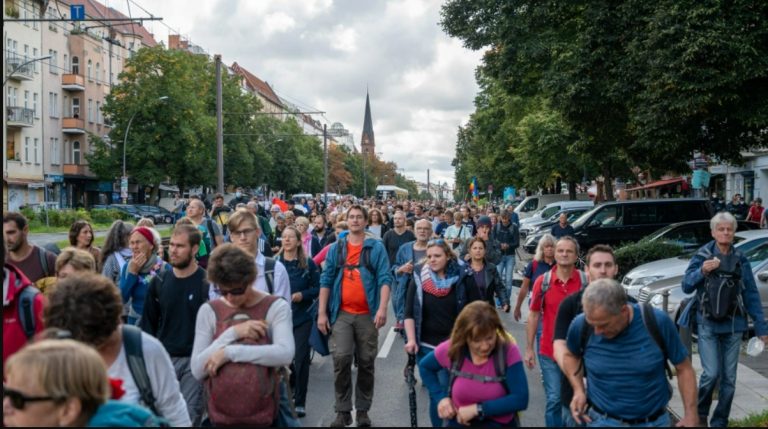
[735,236,767,255]
[571,206,599,229]
[744,242,768,266]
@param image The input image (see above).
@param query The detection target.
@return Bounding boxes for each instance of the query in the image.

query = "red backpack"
[206,295,281,427]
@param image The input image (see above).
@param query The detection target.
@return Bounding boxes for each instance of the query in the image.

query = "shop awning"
[3,177,44,186]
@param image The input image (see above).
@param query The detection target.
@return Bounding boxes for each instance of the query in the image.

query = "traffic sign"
[120,176,128,199]
[71,5,85,21]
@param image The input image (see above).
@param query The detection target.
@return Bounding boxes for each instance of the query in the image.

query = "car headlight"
[650,294,665,306]
[634,275,663,287]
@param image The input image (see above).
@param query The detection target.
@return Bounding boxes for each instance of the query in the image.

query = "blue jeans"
[586,409,670,427]
[697,323,741,427]
[562,405,585,427]
[417,347,449,427]
[539,355,563,427]
[497,254,515,303]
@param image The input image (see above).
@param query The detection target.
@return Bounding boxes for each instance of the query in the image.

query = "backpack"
[334,238,376,277]
[578,303,673,380]
[206,296,281,427]
[122,325,160,416]
[696,247,744,322]
[263,257,277,294]
[446,345,509,398]
[17,285,41,340]
[538,269,588,310]
[37,247,53,278]
[205,218,218,251]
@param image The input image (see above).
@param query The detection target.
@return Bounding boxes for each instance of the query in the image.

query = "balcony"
[6,106,34,128]
[63,164,89,176]
[5,56,34,81]
[62,117,86,134]
[61,74,85,91]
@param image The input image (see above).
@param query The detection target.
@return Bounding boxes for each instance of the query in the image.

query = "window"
[48,92,59,117]
[7,138,16,161]
[72,141,81,164]
[33,93,38,117]
[95,63,100,84]
[34,139,39,164]
[24,45,29,61]
[49,50,58,73]
[32,48,38,72]
[87,59,92,80]
[96,101,101,124]
[88,99,93,123]
[589,206,622,228]
[72,56,79,75]
[24,91,29,109]
[51,138,60,165]
[72,97,80,118]
[24,137,30,162]
[63,54,68,72]
[9,88,18,106]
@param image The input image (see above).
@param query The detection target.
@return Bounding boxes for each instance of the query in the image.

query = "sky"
[106,0,484,189]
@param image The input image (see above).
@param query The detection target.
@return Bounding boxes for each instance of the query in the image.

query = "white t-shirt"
[108,330,191,426]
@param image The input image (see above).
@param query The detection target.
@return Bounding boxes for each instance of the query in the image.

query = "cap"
[477,216,492,228]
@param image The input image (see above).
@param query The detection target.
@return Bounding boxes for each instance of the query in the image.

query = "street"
[301,287,546,427]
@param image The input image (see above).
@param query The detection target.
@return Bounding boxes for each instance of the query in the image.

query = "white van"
[514,193,591,219]
[519,200,594,227]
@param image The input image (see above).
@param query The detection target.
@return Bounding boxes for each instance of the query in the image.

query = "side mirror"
[758,271,768,282]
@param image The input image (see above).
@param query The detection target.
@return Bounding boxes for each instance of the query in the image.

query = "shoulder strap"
[122,325,159,415]
[541,270,552,295]
[17,285,40,340]
[38,248,50,278]
[532,260,538,275]
[362,245,374,276]
[579,270,588,290]
[576,317,593,377]
[206,218,217,249]
[639,303,674,380]
[446,348,465,400]
[493,345,510,394]
[264,257,276,294]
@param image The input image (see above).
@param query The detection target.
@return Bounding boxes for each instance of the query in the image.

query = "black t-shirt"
[140,267,210,357]
[554,290,583,405]
[404,278,459,347]
[382,229,416,265]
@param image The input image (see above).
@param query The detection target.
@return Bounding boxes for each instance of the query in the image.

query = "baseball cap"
[477,216,492,228]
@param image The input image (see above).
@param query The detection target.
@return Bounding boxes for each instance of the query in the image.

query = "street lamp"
[2,55,51,87]
[121,96,168,203]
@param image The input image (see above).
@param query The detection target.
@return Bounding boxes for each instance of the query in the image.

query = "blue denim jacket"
[681,240,767,336]
[392,240,419,321]
[320,237,393,325]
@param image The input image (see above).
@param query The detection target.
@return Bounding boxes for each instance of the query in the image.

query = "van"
[514,193,591,219]
[570,198,713,251]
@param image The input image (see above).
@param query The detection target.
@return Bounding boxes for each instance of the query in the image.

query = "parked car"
[637,220,761,253]
[514,193,591,219]
[568,198,713,251]
[624,230,768,298]
[520,206,592,239]
[136,204,174,224]
[640,240,768,330]
[108,204,148,222]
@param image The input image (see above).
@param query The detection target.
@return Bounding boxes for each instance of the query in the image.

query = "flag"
[271,197,288,212]
[470,177,479,201]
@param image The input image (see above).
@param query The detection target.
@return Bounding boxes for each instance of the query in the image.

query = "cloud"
[113,0,482,186]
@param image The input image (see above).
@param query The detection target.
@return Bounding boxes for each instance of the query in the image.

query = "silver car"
[640,241,768,327]
[622,230,768,298]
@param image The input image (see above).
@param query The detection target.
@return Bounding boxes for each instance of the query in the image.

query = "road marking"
[377,327,398,359]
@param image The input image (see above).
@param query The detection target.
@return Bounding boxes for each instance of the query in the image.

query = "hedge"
[615,240,684,280]
[19,208,131,228]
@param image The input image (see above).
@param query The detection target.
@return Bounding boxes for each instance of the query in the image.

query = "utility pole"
[323,123,328,205]
[215,55,224,194]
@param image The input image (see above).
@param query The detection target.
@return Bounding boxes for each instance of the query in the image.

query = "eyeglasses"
[230,228,256,238]
[3,385,60,410]
[428,239,446,246]
[213,286,248,296]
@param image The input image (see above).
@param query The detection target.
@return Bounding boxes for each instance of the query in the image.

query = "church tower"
[360,91,375,158]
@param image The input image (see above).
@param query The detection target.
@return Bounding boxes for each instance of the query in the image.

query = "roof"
[230,62,283,108]
[361,91,375,146]
[65,0,157,47]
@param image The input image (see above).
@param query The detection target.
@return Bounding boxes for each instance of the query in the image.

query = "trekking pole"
[407,353,418,428]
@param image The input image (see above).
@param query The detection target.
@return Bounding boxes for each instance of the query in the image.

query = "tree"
[327,144,353,193]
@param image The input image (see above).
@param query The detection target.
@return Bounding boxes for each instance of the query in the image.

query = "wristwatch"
[476,403,485,420]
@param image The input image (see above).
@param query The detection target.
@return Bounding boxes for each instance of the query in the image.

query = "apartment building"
[3,0,157,210]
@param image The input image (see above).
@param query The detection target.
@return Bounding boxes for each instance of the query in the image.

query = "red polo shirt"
[530,266,585,359]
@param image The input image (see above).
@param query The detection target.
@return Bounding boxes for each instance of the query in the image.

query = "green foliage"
[614,240,684,279]
[729,410,768,428]
[90,209,131,224]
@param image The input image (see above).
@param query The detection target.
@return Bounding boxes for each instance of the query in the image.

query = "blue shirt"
[523,259,554,284]
[551,223,575,239]
[566,304,688,420]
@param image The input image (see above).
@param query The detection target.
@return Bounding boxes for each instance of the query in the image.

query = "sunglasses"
[428,239,446,246]
[3,385,60,410]
[214,286,249,296]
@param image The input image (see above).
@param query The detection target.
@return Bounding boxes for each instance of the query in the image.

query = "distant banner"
[691,170,711,189]
[503,187,516,201]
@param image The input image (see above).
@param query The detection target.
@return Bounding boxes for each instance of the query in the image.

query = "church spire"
[361,90,375,157]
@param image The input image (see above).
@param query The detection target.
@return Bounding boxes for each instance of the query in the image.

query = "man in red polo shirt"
[524,236,586,427]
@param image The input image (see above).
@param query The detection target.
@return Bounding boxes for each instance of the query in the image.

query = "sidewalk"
[668,353,768,421]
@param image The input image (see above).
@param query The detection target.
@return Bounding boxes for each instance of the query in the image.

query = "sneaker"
[330,412,352,427]
[356,410,372,427]
[295,406,306,418]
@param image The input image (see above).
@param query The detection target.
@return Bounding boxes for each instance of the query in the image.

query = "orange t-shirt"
[340,242,371,315]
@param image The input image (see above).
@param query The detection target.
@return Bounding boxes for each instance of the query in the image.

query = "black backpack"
[334,238,376,277]
[696,247,744,322]
[263,257,277,294]
[122,324,160,416]
[446,345,509,397]
[17,285,41,340]
[578,303,673,380]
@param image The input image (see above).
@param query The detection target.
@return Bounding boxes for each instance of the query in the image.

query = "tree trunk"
[556,176,563,195]
[149,183,160,205]
[603,175,615,202]
[568,181,577,200]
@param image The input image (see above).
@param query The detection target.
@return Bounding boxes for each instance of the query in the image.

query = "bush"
[615,240,684,279]
[91,209,130,224]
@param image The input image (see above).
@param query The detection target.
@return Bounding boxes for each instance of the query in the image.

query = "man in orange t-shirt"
[318,205,392,427]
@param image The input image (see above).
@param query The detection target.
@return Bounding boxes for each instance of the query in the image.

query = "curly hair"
[207,243,257,287]
[44,273,123,347]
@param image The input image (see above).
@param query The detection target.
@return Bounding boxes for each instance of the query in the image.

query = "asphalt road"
[300,288,546,427]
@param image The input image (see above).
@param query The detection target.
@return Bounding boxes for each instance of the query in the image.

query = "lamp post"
[2,55,51,87]
[121,96,168,203]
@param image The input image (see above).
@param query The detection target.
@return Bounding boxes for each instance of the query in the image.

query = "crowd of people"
[3,193,767,427]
